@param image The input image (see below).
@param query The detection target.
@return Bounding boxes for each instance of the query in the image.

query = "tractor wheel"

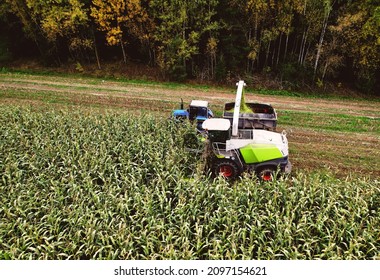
[213,160,240,180]
[257,167,276,182]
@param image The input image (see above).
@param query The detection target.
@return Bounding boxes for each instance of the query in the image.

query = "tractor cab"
[172,99,213,131]
[189,100,208,120]
[189,100,213,130]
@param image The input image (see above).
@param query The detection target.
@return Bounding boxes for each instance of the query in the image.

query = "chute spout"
[232,81,246,137]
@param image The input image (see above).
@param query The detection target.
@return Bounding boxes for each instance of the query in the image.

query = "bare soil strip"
[1,74,379,117]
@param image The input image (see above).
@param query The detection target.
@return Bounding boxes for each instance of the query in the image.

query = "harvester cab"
[172,99,214,131]
[202,81,291,181]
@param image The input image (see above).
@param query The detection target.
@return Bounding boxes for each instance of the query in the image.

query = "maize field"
[1,105,379,260]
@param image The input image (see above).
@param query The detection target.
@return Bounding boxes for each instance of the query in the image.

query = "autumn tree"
[5,0,94,65]
[0,1,11,59]
[333,0,380,92]
[148,0,219,80]
[4,0,44,54]
[312,0,336,80]
[228,0,269,72]
[231,0,304,72]
[2,0,378,93]
[91,0,151,64]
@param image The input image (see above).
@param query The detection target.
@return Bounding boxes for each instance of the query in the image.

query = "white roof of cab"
[202,118,231,131]
[190,100,208,107]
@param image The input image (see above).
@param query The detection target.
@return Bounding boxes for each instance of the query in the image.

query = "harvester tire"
[213,160,240,180]
[257,166,276,182]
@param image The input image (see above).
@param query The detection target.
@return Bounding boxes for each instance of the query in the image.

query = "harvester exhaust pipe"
[180,98,184,110]
[232,81,246,138]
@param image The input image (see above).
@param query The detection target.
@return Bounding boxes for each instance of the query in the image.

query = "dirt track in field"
[1,73,379,178]
[1,75,379,117]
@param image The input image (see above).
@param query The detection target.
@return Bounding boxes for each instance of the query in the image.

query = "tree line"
[1,0,379,93]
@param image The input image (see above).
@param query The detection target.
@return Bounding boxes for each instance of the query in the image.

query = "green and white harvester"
[202,81,291,181]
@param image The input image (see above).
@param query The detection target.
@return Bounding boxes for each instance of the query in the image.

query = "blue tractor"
[172,99,214,131]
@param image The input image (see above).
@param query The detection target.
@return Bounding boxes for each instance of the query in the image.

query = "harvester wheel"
[213,160,240,180]
[257,167,276,181]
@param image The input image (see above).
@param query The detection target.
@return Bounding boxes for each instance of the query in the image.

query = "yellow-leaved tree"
[91,0,151,64]
[333,0,380,92]
[6,0,91,64]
